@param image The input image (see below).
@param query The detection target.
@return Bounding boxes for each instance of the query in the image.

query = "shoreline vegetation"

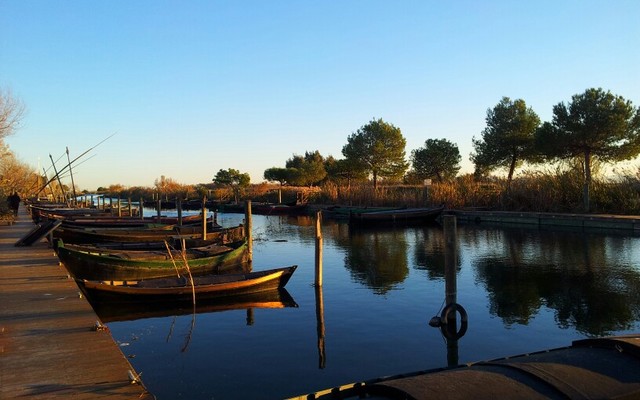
[11,170,637,219]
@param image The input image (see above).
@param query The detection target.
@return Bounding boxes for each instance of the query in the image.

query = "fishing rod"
[35,133,116,195]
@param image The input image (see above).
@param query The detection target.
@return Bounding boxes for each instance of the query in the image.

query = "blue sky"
[2,1,639,190]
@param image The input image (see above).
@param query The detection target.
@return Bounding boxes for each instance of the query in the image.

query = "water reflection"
[339,228,410,294]
[466,226,640,335]
[90,288,298,323]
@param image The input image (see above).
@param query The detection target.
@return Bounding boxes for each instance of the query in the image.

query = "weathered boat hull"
[57,239,250,280]
[78,265,297,302]
[349,206,445,226]
[289,335,640,400]
[51,224,244,244]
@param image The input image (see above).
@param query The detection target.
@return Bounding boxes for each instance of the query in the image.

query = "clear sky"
[2,1,639,191]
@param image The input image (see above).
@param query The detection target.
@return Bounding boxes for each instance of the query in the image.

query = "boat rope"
[163,240,181,278]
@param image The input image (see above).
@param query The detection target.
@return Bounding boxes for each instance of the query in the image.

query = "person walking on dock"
[7,192,20,216]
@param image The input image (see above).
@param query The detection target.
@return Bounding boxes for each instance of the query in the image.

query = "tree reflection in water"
[467,226,640,335]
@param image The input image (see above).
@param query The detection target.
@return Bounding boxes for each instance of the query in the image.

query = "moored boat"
[348,205,445,226]
[77,265,298,301]
[321,205,405,220]
[56,239,250,280]
[288,334,640,400]
[51,223,244,245]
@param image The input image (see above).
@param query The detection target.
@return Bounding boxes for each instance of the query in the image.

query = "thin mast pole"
[49,154,68,204]
[66,147,78,205]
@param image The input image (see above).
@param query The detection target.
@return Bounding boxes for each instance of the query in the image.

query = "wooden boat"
[348,205,445,226]
[220,202,309,215]
[289,334,640,400]
[57,213,212,228]
[56,239,250,280]
[252,203,309,215]
[77,265,297,301]
[321,206,405,220]
[51,223,244,245]
[90,288,298,323]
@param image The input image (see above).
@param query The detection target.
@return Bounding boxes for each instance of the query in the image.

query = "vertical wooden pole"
[156,198,161,222]
[117,198,122,217]
[278,188,282,204]
[139,197,144,219]
[127,197,132,217]
[177,198,183,226]
[443,214,459,366]
[443,215,457,312]
[315,284,326,369]
[315,211,323,287]
[245,200,253,262]
[201,196,207,239]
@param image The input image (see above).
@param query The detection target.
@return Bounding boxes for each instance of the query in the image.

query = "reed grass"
[310,170,640,215]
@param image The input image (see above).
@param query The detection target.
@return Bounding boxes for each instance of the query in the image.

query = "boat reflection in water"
[87,288,298,323]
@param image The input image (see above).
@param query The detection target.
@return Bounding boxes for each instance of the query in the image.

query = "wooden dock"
[0,207,152,399]
[450,209,640,233]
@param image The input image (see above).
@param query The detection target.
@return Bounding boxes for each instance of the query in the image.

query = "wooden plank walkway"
[0,207,153,399]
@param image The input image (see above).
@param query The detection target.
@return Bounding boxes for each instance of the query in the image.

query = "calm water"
[100,211,640,399]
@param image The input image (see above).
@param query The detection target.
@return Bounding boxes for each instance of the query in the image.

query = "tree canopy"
[535,87,640,211]
[342,118,409,188]
[213,168,250,187]
[263,167,289,186]
[324,156,368,186]
[0,87,25,143]
[285,151,327,186]
[471,97,540,186]
[411,138,461,182]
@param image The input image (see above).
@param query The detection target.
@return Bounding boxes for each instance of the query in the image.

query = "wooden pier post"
[201,196,207,239]
[139,197,144,219]
[443,214,460,366]
[245,200,252,262]
[127,197,132,217]
[177,198,182,226]
[315,284,326,369]
[443,215,457,317]
[117,198,122,217]
[156,198,161,222]
[315,211,323,287]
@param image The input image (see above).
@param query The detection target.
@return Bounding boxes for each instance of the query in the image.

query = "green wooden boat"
[56,239,250,281]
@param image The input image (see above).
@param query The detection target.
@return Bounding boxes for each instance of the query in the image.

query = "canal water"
[100,211,640,399]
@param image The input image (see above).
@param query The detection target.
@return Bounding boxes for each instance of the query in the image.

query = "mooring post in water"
[156,198,161,222]
[443,214,460,366]
[139,197,144,219]
[201,196,207,238]
[117,198,122,217]
[315,210,323,287]
[315,284,326,369]
[127,197,132,217]
[177,198,182,226]
[245,200,253,262]
[443,215,457,319]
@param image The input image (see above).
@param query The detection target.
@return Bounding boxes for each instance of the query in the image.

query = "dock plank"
[0,207,152,399]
